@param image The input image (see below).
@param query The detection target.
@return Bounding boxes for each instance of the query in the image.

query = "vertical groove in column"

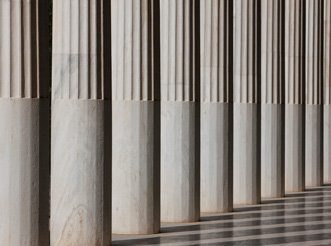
[112,0,155,101]
[0,0,49,245]
[51,0,111,245]
[233,0,261,205]
[160,0,199,102]
[52,0,110,100]
[111,0,160,234]
[285,0,306,192]
[261,0,285,198]
[161,0,200,222]
[200,0,233,213]
[306,0,323,187]
[324,0,331,183]
[0,0,48,99]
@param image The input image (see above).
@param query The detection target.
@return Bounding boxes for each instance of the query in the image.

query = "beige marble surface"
[160,0,200,223]
[111,0,160,234]
[233,0,260,205]
[324,0,331,184]
[260,0,285,199]
[51,0,111,244]
[284,0,306,193]
[51,99,111,246]
[305,0,323,188]
[161,101,200,222]
[0,99,49,246]
[112,101,160,234]
[200,0,233,213]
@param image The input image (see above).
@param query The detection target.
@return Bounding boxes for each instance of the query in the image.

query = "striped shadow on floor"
[112,185,331,246]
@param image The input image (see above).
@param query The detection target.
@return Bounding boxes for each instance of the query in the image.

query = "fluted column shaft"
[233,0,261,205]
[325,0,331,183]
[111,0,160,234]
[306,0,323,187]
[284,0,306,192]
[261,0,285,198]
[51,1,111,245]
[0,1,49,245]
[200,0,233,213]
[160,0,200,222]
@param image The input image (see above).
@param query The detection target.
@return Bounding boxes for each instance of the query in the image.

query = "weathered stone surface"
[305,0,323,188]
[285,0,306,193]
[261,0,285,199]
[0,0,49,245]
[51,0,111,244]
[233,0,261,205]
[200,0,233,213]
[324,0,331,184]
[233,103,260,205]
[111,0,160,234]
[160,0,200,222]
[51,100,111,246]
[0,99,49,246]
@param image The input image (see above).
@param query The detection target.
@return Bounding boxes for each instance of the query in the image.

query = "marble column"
[324,0,331,183]
[305,0,323,187]
[285,0,306,192]
[200,0,233,213]
[0,1,49,245]
[261,0,285,198]
[51,1,111,245]
[111,0,160,234]
[160,0,200,222]
[233,0,261,205]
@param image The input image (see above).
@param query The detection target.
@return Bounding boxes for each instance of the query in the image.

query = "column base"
[0,98,49,246]
[324,105,331,183]
[112,100,160,234]
[161,101,200,222]
[261,103,284,198]
[201,102,233,213]
[51,99,111,245]
[285,104,305,192]
[306,104,323,187]
[233,103,261,205]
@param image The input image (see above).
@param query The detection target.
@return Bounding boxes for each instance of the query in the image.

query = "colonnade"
[1,0,331,245]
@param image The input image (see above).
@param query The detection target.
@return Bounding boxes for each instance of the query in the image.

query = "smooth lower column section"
[285,104,305,192]
[51,99,111,245]
[112,101,160,234]
[261,104,284,198]
[306,105,323,186]
[325,105,331,183]
[161,101,200,222]
[233,103,260,205]
[201,102,233,212]
[0,99,49,246]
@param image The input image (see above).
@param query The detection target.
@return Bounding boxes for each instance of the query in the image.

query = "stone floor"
[113,185,331,246]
